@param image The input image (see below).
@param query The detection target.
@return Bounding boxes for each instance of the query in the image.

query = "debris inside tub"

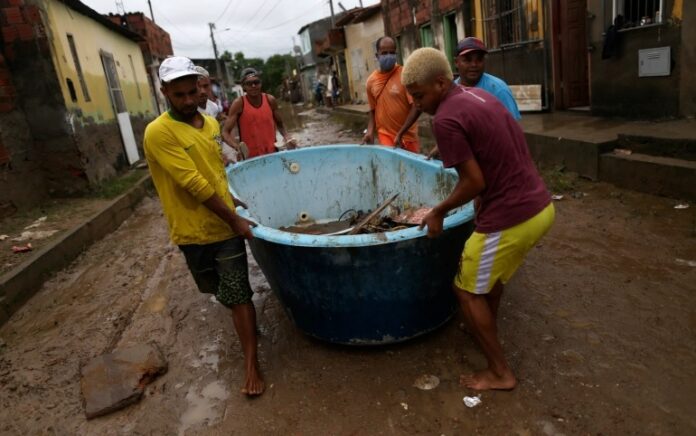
[279,206,433,236]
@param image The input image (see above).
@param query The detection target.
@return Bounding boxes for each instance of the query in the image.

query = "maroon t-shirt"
[433,86,550,233]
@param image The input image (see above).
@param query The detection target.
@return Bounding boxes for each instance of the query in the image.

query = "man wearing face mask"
[361,36,421,153]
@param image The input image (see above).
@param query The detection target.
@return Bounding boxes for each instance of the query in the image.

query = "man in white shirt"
[194,66,223,119]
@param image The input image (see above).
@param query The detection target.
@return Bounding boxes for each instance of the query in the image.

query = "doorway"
[553,0,590,109]
[100,50,140,165]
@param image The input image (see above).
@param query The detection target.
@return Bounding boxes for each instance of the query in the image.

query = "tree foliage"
[221,50,297,97]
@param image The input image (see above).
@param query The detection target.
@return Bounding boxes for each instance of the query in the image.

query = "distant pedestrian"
[402,48,554,391]
[222,68,297,160]
[143,56,265,396]
[331,71,341,105]
[362,36,421,153]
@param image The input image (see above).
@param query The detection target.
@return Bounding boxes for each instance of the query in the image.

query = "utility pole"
[208,22,226,98]
[147,0,155,22]
[329,0,335,27]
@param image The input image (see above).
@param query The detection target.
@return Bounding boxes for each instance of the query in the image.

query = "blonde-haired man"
[403,48,554,391]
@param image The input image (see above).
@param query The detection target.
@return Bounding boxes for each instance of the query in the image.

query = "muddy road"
[1,110,695,435]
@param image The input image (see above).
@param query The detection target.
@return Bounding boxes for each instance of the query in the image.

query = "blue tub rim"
[226,144,474,248]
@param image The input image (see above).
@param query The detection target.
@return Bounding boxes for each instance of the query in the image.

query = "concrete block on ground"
[599,152,696,200]
[80,343,167,419]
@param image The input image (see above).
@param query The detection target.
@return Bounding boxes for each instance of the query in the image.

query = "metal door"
[559,0,589,108]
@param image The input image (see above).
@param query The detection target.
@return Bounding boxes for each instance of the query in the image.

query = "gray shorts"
[179,237,253,307]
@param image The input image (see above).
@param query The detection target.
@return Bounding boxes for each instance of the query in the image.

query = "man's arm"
[222,98,243,149]
[420,159,485,238]
[203,194,255,240]
[268,95,296,149]
[500,86,522,120]
[362,110,376,144]
[393,105,422,148]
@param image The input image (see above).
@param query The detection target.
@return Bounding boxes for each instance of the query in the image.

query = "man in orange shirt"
[361,36,421,153]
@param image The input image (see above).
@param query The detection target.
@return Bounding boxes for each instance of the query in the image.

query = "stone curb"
[0,174,153,327]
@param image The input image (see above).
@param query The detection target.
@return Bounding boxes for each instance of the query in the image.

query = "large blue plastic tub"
[228,145,474,344]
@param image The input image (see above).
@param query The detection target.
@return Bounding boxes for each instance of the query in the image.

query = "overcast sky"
[83,0,379,60]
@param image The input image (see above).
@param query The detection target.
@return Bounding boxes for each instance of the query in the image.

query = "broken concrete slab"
[80,343,167,419]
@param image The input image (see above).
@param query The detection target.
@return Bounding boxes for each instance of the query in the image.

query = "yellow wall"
[344,14,384,103]
[42,0,155,122]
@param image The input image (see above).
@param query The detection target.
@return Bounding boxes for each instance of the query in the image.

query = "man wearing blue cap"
[454,37,520,120]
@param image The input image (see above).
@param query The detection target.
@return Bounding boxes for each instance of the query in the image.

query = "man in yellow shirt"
[143,56,264,396]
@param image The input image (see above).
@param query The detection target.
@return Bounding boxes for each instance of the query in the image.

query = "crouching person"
[402,48,554,391]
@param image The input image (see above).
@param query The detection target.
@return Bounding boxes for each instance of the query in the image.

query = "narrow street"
[1,110,695,435]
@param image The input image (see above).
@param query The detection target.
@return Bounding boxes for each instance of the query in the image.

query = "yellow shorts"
[454,203,555,294]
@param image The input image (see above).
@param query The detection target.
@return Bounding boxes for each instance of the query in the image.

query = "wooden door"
[559,0,589,108]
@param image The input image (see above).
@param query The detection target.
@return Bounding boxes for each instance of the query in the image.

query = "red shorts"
[378,132,420,154]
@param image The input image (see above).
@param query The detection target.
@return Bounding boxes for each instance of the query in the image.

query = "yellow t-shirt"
[143,112,236,245]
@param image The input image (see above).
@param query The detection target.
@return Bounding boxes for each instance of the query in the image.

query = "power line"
[213,0,236,23]
[257,0,327,31]
[152,4,208,47]
[250,0,286,29]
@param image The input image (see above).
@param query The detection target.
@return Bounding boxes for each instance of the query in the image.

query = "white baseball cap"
[194,65,210,78]
[159,56,201,83]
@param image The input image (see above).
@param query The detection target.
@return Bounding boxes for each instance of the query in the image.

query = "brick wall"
[107,13,173,64]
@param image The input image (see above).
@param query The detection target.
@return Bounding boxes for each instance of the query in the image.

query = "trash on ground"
[400,402,409,410]
[413,374,440,390]
[614,148,633,155]
[463,395,482,408]
[675,258,696,267]
[24,216,47,230]
[11,243,32,253]
[80,343,167,419]
[551,194,564,201]
[674,203,689,210]
[571,191,588,199]
[0,234,8,241]
[12,230,58,242]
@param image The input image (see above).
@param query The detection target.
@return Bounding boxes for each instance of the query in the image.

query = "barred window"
[613,0,664,28]
[480,0,542,49]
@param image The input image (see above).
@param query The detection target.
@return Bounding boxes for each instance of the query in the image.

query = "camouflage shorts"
[179,237,253,307]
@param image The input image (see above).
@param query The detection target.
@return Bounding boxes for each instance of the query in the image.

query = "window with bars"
[614,0,664,27]
[480,0,542,49]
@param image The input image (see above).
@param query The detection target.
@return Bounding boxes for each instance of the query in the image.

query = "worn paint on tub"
[227,145,475,344]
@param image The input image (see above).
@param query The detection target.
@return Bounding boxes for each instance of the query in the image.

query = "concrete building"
[588,0,694,118]
[336,4,384,104]
[381,0,694,118]
[296,14,348,105]
[0,0,156,215]
[107,12,173,114]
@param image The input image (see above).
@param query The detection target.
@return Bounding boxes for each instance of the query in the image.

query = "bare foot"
[240,363,265,396]
[460,368,517,391]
